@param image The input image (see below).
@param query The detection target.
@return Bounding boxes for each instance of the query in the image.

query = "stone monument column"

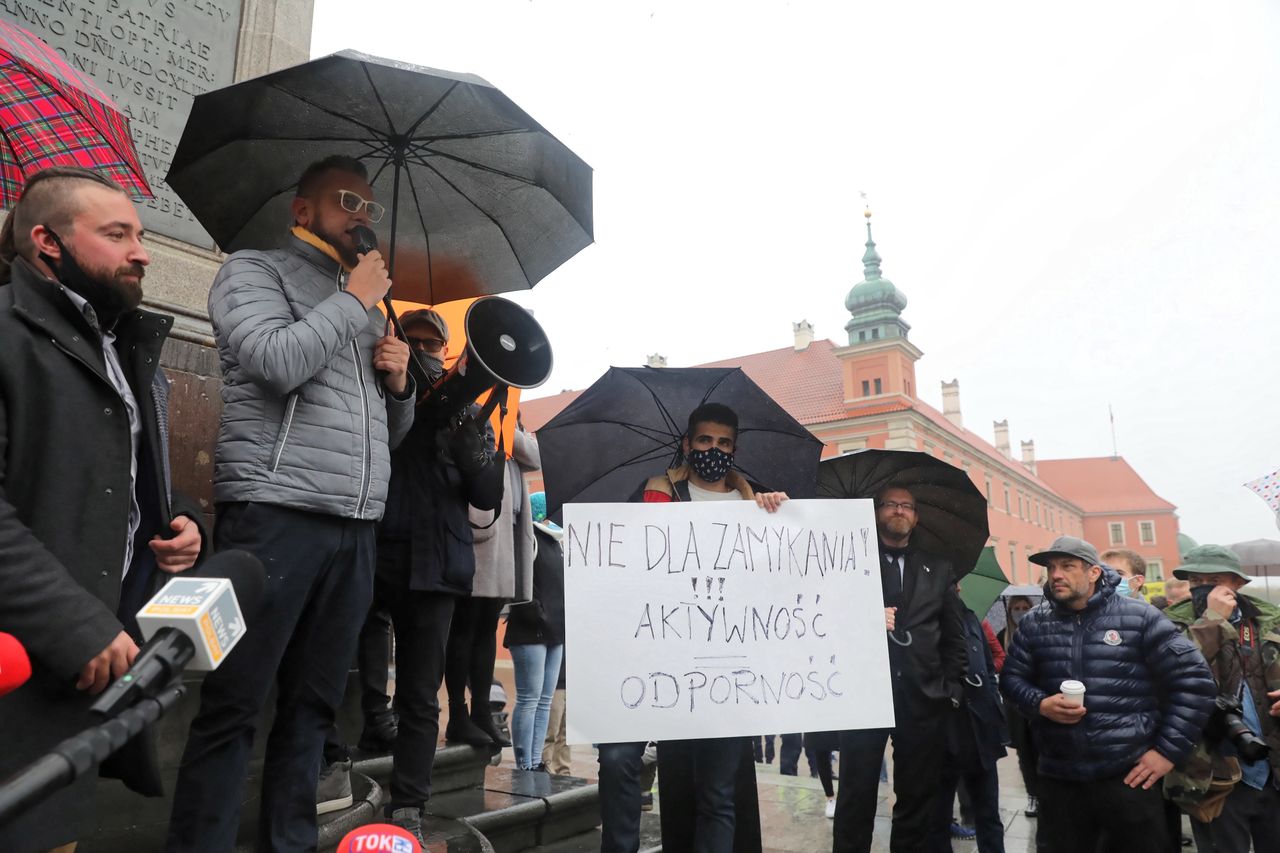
[1,0,315,520]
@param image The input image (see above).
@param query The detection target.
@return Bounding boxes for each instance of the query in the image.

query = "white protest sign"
[563,498,893,744]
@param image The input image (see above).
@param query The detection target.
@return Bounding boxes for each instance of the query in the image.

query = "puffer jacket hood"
[207,234,415,520]
[1001,565,1216,782]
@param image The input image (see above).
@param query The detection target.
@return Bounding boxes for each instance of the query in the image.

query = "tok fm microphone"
[0,633,32,697]
[91,550,265,718]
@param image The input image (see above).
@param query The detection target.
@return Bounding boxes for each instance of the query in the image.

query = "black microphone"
[352,225,378,257]
[91,550,265,719]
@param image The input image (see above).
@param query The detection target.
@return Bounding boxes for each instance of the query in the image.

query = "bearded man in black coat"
[0,167,205,851]
[833,485,968,853]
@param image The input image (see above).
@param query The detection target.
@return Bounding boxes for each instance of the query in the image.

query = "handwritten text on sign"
[563,499,894,744]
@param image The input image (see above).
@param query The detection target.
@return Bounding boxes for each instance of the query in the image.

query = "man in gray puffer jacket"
[167,155,415,853]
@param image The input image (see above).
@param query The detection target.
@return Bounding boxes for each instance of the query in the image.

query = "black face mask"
[40,228,141,330]
[687,446,733,483]
[1190,584,1214,617]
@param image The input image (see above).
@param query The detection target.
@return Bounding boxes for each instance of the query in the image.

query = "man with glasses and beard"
[166,155,416,852]
[833,484,968,853]
[0,166,205,852]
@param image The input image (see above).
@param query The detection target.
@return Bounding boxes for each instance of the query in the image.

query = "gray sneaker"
[390,806,426,844]
[316,759,353,815]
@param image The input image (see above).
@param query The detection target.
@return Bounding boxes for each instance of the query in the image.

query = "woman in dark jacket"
[503,492,566,770]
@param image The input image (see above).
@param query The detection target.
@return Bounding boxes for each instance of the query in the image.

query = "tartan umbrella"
[0,20,151,204]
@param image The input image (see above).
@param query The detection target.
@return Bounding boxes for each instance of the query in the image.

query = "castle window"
[861,380,870,396]
[874,378,882,394]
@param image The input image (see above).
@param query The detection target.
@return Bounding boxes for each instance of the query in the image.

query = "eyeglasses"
[406,336,445,353]
[879,501,916,512]
[336,189,386,223]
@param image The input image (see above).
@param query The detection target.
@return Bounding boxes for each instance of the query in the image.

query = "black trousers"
[166,502,375,853]
[804,731,838,798]
[373,541,459,809]
[928,767,1004,853]
[1038,774,1170,853]
[778,733,803,776]
[834,700,948,853]
[445,594,504,711]
[1190,783,1280,853]
[358,602,394,722]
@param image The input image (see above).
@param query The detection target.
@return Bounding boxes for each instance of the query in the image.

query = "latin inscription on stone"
[1,0,244,247]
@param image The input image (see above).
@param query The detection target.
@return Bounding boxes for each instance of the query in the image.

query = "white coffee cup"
[1060,679,1086,707]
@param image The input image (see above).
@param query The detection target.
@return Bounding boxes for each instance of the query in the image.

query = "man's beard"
[311,224,360,268]
[42,232,143,328]
[879,517,914,540]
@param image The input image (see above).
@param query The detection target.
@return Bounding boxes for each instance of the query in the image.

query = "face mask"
[687,447,732,483]
[1190,584,1214,617]
[1115,577,1131,598]
[408,353,445,390]
[41,228,141,329]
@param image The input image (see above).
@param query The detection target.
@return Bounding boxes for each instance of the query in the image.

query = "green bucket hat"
[1172,544,1249,582]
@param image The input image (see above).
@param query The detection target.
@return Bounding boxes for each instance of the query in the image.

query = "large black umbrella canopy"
[538,366,825,519]
[166,50,593,304]
[817,449,990,578]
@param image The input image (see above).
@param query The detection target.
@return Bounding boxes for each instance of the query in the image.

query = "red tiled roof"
[1036,457,1176,514]
[521,340,849,430]
[695,340,848,425]
[520,389,583,432]
[908,400,1069,500]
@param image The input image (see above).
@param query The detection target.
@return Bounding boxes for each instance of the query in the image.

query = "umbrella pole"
[381,158,413,356]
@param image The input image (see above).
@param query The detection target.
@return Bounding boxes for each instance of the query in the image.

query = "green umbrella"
[958,546,1010,616]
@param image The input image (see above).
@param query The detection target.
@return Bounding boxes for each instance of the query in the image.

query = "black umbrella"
[816,449,990,578]
[166,50,593,305]
[537,367,825,519]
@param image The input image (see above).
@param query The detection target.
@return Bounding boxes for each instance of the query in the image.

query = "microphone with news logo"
[91,549,264,717]
[0,550,264,824]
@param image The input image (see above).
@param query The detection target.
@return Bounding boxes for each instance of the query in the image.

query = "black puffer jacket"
[1000,569,1215,782]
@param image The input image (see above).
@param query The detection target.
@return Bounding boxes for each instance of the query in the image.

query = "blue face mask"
[1115,577,1131,598]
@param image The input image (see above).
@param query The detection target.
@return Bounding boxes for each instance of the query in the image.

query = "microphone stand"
[0,681,185,825]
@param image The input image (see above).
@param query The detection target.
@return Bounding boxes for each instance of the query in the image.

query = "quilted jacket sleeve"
[1143,608,1216,764]
[208,253,370,396]
[1000,620,1049,719]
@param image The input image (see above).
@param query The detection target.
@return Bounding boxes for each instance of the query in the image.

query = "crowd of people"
[0,160,1277,853]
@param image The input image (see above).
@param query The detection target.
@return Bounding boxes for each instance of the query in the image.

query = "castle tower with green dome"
[835,207,923,407]
[845,209,911,345]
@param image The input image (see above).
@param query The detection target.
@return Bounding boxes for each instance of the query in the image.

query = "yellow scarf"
[291,225,351,272]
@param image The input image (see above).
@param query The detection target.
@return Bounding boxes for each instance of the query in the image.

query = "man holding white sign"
[833,485,969,853]
[566,402,891,853]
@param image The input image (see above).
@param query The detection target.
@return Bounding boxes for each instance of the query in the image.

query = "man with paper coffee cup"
[1000,535,1215,852]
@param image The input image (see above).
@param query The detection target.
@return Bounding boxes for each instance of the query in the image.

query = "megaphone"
[420,296,553,425]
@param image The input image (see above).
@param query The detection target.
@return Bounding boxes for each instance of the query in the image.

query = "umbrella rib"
[413,128,537,143]
[263,82,389,138]
[401,165,436,304]
[407,146,543,188]
[360,61,399,136]
[402,157,534,287]
[625,370,683,439]
[404,81,460,137]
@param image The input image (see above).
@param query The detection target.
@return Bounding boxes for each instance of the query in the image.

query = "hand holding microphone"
[346,226,392,310]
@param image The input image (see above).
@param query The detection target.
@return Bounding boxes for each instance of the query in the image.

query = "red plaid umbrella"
[0,19,151,205]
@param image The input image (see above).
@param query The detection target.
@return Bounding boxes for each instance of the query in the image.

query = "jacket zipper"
[337,268,374,518]
[1071,612,1087,755]
[271,393,299,473]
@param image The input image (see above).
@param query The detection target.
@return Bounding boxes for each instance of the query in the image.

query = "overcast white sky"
[312,0,1280,546]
